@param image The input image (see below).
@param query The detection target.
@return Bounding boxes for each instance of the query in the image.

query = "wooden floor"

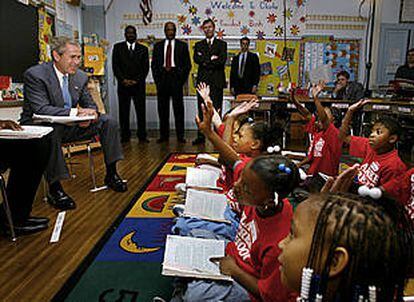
[0,131,214,302]
[0,131,413,301]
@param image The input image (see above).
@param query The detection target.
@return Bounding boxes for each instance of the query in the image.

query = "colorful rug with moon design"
[53,153,197,302]
[52,152,360,302]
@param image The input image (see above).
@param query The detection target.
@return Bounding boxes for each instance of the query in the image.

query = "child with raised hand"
[339,100,407,188]
[278,191,414,301]
[181,155,299,302]
[291,82,343,177]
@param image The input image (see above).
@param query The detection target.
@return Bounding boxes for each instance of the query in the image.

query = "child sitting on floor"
[339,99,407,188]
[278,192,414,301]
[176,155,299,302]
[291,82,343,177]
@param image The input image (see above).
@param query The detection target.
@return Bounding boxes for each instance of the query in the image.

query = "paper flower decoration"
[189,5,197,15]
[256,30,266,40]
[228,10,235,18]
[217,28,225,39]
[191,16,200,26]
[182,24,192,35]
[240,25,250,35]
[290,25,300,36]
[267,13,277,24]
[284,8,293,20]
[249,11,255,18]
[205,8,212,16]
[274,26,283,36]
[177,14,187,24]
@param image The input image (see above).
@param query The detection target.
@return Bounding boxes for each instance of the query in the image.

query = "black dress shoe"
[26,216,50,225]
[7,221,48,236]
[48,189,76,210]
[192,137,205,145]
[156,137,169,143]
[105,173,128,192]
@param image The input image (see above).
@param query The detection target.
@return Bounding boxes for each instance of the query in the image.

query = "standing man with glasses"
[192,19,227,145]
[230,37,260,96]
[151,22,191,143]
[112,25,149,143]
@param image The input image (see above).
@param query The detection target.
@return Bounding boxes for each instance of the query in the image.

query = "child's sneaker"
[172,204,186,217]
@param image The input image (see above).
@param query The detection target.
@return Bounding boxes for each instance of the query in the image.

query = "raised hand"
[349,98,370,113]
[321,164,360,193]
[196,82,210,101]
[311,80,326,99]
[195,103,214,134]
[228,99,259,118]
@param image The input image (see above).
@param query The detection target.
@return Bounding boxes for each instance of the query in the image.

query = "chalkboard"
[0,0,39,82]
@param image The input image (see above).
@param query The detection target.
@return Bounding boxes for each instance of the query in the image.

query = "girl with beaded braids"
[278,192,414,302]
[179,154,299,302]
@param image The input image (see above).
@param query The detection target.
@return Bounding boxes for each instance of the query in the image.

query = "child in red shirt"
[278,192,414,301]
[183,155,299,302]
[381,168,414,219]
[291,83,343,177]
[339,100,407,188]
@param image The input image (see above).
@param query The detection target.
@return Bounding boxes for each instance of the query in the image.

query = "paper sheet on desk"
[33,114,95,124]
[162,235,231,281]
[0,125,53,139]
[184,189,229,223]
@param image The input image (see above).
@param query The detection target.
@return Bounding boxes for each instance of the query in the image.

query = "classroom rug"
[53,153,198,302]
[52,152,361,302]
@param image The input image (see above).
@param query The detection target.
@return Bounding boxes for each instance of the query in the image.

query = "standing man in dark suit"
[151,22,191,143]
[230,37,260,96]
[21,37,127,211]
[193,19,227,145]
[112,25,149,143]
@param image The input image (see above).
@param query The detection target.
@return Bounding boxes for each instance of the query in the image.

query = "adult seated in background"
[0,120,50,235]
[395,48,414,81]
[332,70,364,135]
[230,37,260,96]
[20,37,127,211]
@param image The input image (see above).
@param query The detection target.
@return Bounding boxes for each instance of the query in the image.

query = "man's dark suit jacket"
[230,51,260,95]
[193,38,227,88]
[20,62,96,124]
[151,39,191,87]
[112,41,149,86]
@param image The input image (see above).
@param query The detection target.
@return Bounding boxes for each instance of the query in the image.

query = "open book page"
[185,167,221,190]
[196,153,219,162]
[162,235,232,281]
[0,125,53,139]
[184,189,229,223]
[33,114,95,124]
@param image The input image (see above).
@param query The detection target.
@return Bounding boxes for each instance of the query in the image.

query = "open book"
[0,125,53,139]
[184,189,229,223]
[33,114,95,124]
[185,167,221,190]
[162,235,232,281]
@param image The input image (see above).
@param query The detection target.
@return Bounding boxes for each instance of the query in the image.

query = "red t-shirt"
[225,199,296,302]
[382,168,414,220]
[305,116,342,176]
[216,123,225,138]
[220,154,252,193]
[349,136,407,188]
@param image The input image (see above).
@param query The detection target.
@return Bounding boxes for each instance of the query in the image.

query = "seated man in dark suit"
[332,70,364,135]
[20,37,127,211]
[230,37,260,96]
[0,120,50,235]
[395,48,414,81]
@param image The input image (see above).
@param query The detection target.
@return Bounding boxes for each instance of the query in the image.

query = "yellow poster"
[38,7,54,63]
[83,45,105,76]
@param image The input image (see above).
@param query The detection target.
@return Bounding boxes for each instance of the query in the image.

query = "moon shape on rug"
[120,231,161,254]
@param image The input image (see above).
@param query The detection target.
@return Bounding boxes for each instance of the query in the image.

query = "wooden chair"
[0,168,17,241]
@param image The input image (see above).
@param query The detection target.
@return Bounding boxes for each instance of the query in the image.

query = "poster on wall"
[121,0,306,39]
[400,0,414,23]
[83,46,105,76]
[300,36,360,87]
[38,7,55,63]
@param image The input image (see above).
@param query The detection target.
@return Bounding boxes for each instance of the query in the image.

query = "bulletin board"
[300,36,361,86]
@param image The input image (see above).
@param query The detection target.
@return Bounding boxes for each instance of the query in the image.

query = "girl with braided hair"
[278,192,414,301]
[176,155,299,302]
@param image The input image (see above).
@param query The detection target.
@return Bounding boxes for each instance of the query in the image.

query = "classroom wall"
[100,0,393,131]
